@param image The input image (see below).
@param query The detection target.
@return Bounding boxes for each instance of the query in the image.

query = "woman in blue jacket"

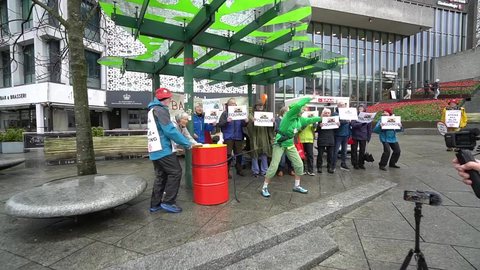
[193,103,216,144]
[373,108,403,171]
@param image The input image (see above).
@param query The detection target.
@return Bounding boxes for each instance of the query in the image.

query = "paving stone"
[319,252,369,270]
[324,218,365,259]
[353,219,415,241]
[159,201,224,227]
[0,249,31,270]
[447,206,480,230]
[224,227,338,270]
[345,201,405,222]
[453,246,480,270]
[368,260,430,270]
[442,191,480,207]
[17,262,51,270]
[50,242,141,270]
[361,237,475,270]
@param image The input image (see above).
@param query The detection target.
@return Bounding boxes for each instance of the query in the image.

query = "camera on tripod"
[404,190,442,206]
[444,128,480,199]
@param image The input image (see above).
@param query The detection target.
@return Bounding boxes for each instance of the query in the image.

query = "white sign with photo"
[302,110,319,118]
[254,112,274,127]
[444,110,461,128]
[357,112,377,123]
[338,108,358,120]
[202,98,221,110]
[204,109,220,123]
[390,90,397,100]
[381,116,402,130]
[228,105,248,120]
[321,116,340,130]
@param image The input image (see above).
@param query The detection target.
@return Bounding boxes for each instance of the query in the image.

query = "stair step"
[223,227,338,270]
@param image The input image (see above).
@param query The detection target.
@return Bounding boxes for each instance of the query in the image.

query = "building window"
[275,80,284,98]
[85,50,101,88]
[0,0,9,37]
[21,0,33,30]
[1,50,11,87]
[82,0,100,42]
[48,40,61,83]
[23,44,35,84]
[128,109,148,129]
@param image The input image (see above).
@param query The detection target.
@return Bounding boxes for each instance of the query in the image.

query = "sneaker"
[261,172,266,176]
[150,205,162,212]
[317,168,322,174]
[237,171,246,177]
[328,167,335,174]
[293,186,308,194]
[160,203,182,213]
[277,171,284,177]
[379,166,387,171]
[340,164,350,171]
[389,164,401,169]
[359,165,366,170]
[262,187,270,197]
[446,148,454,152]
[289,171,295,176]
[307,172,315,176]
[253,173,259,178]
[353,165,359,170]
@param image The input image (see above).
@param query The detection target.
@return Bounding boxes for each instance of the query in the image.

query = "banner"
[357,112,376,123]
[444,110,461,128]
[338,107,358,120]
[204,109,220,123]
[228,105,248,120]
[254,112,274,127]
[302,110,319,118]
[381,116,402,130]
[321,116,340,129]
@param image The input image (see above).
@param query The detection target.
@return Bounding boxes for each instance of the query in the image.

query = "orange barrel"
[192,144,229,205]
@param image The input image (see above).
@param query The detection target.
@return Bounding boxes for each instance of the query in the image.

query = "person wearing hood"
[442,99,468,151]
[218,98,249,178]
[423,80,431,99]
[332,101,351,172]
[261,96,321,198]
[373,108,403,171]
[248,100,276,177]
[148,88,192,214]
[350,104,372,170]
[193,103,216,144]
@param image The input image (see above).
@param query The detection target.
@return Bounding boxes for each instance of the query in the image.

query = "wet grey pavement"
[1,134,479,269]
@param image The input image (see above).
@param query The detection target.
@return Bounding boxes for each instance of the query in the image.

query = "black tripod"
[400,203,428,270]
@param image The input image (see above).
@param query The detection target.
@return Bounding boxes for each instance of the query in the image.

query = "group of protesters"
[146,88,407,212]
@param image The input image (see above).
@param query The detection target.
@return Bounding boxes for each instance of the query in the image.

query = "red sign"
[317,98,335,103]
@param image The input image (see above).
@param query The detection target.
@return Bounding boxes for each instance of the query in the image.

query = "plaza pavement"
[0,134,479,270]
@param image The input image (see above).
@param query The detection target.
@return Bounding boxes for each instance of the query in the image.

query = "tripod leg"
[400,249,414,270]
[417,253,428,270]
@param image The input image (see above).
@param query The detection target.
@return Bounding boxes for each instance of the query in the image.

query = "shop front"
[106,91,152,130]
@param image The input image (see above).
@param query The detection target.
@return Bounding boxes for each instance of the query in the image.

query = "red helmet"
[155,88,172,100]
[449,99,459,105]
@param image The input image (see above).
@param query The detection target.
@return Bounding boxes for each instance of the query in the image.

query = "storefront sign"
[0,93,27,100]
[106,91,151,108]
[0,84,49,107]
[437,1,463,10]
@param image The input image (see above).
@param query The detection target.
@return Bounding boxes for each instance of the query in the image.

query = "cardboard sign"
[437,121,448,136]
[445,110,461,128]
[202,98,221,110]
[321,116,340,129]
[338,108,358,120]
[358,112,376,123]
[381,116,402,130]
[302,110,319,118]
[391,90,397,100]
[204,109,219,123]
[254,112,274,127]
[228,105,247,120]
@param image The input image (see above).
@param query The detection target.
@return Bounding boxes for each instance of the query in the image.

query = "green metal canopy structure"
[97,0,347,187]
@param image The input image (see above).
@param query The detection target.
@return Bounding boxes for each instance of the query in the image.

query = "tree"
[28,0,100,175]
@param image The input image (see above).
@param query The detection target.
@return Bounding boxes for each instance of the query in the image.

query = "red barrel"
[192,144,229,205]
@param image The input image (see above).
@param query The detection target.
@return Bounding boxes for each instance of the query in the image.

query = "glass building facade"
[274,8,469,109]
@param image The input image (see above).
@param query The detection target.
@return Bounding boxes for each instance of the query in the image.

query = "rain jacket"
[441,106,468,128]
[193,113,215,144]
[350,104,372,141]
[218,109,248,140]
[247,100,276,157]
[275,97,322,148]
[299,124,316,143]
[332,108,351,137]
[172,122,198,153]
[148,98,191,160]
[373,118,404,143]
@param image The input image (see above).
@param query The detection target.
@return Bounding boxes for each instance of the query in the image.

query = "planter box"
[1,142,25,154]
[412,94,471,99]
[371,121,437,129]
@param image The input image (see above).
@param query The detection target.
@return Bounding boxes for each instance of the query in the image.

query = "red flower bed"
[367,99,463,121]
[414,80,479,95]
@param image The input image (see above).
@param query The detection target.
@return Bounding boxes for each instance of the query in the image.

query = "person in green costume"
[262,96,322,197]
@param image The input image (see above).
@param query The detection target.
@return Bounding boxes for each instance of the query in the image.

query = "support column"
[35,104,44,133]
[248,83,253,108]
[184,43,194,189]
[152,73,160,98]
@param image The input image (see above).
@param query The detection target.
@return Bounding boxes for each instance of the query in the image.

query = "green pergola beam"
[258,67,325,85]
[194,49,221,68]
[134,0,150,40]
[160,64,251,83]
[263,29,294,52]
[115,14,185,42]
[208,55,251,78]
[242,60,277,74]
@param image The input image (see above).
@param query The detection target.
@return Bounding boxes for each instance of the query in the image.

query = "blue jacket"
[148,98,191,161]
[373,120,404,143]
[332,110,351,137]
[275,117,282,133]
[193,113,215,144]
[218,110,247,140]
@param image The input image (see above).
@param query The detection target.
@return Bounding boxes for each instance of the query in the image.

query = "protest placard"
[357,112,376,123]
[338,107,358,120]
[302,110,319,118]
[321,116,340,129]
[254,112,274,127]
[202,98,221,110]
[444,110,461,128]
[381,116,402,130]
[228,105,248,120]
[204,109,219,123]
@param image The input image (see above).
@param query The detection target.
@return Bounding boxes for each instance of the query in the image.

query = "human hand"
[187,146,192,150]
[212,121,217,125]
[453,158,480,186]
[194,133,198,139]
[244,118,249,123]
[253,118,257,122]
[398,123,403,127]
[320,123,324,127]
[271,118,275,122]
[380,123,385,127]
[346,120,351,123]
[227,117,232,122]
[337,122,341,127]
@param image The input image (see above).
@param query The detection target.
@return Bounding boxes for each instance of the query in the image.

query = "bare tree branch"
[31,0,68,27]
[82,2,99,29]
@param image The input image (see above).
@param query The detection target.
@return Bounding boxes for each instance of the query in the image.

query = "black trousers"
[150,153,183,207]
[379,142,401,167]
[225,139,243,172]
[351,140,367,166]
[303,143,314,173]
[317,145,334,169]
[423,89,429,98]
